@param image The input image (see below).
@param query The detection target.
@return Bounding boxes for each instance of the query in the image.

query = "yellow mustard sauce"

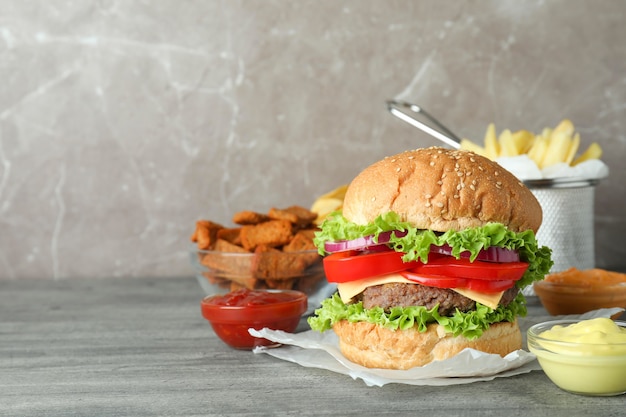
[539,318,626,356]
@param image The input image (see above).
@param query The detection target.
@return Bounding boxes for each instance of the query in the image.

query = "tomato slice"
[465,278,517,293]
[409,257,528,281]
[323,249,419,283]
[400,271,517,293]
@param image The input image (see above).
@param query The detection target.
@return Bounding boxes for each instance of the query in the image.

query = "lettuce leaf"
[314,212,553,289]
[307,292,528,340]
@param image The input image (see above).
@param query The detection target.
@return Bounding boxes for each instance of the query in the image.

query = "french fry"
[541,131,572,168]
[459,119,603,168]
[483,123,500,160]
[512,130,534,154]
[311,198,344,224]
[540,127,553,142]
[316,184,348,201]
[460,138,487,156]
[564,133,580,165]
[498,129,518,157]
[572,142,603,166]
[527,135,549,167]
[552,119,575,137]
[310,184,349,224]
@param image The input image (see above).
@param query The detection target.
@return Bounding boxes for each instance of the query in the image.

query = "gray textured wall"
[1,1,625,280]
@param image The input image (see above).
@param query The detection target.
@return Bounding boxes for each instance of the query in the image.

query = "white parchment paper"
[250,308,623,387]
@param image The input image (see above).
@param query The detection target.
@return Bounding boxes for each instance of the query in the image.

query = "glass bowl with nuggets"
[190,205,335,314]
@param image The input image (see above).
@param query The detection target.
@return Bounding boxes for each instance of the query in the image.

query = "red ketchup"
[201,289,307,349]
[210,289,304,307]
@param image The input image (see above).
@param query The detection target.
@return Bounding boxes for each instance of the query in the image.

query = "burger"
[308,147,553,370]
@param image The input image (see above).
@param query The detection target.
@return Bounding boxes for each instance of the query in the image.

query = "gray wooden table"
[1,276,624,417]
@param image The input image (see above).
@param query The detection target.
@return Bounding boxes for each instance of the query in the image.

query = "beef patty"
[359,282,520,316]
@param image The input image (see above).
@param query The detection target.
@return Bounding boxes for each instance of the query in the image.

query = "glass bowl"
[190,247,335,314]
[201,289,308,349]
[527,319,626,396]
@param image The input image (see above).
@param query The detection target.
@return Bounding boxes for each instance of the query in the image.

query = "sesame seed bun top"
[341,147,543,233]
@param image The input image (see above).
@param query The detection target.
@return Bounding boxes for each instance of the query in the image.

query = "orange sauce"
[545,267,626,286]
[535,268,626,318]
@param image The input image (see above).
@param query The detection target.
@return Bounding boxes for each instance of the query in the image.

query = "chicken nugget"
[232,210,270,225]
[268,205,317,227]
[200,240,262,289]
[240,220,293,251]
[283,231,320,266]
[191,220,224,250]
[216,227,242,246]
[283,230,317,252]
[213,238,248,253]
[252,245,308,280]
[294,228,318,241]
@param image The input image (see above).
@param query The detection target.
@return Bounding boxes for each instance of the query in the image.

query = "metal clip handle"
[386,100,461,149]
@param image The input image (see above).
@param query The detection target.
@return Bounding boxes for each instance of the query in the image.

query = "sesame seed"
[425,194,432,199]
[453,194,459,199]
[470,184,476,191]
[470,157,476,162]
[429,161,435,166]
[437,180,443,185]
[396,167,401,172]
[436,202,444,208]
[425,202,431,208]
[371,196,376,202]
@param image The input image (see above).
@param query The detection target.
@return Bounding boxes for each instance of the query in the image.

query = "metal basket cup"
[522,177,601,296]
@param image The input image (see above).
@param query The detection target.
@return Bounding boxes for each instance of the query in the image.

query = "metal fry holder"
[521,177,602,296]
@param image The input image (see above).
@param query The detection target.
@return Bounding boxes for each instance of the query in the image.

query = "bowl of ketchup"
[201,288,308,349]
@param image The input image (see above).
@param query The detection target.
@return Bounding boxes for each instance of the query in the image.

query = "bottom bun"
[333,320,522,370]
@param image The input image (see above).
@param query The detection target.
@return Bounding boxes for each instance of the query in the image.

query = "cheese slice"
[337,273,410,303]
[448,287,503,309]
[337,273,504,309]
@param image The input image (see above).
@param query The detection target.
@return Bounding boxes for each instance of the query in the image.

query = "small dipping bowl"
[527,319,626,396]
[201,288,308,349]
[534,268,626,319]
